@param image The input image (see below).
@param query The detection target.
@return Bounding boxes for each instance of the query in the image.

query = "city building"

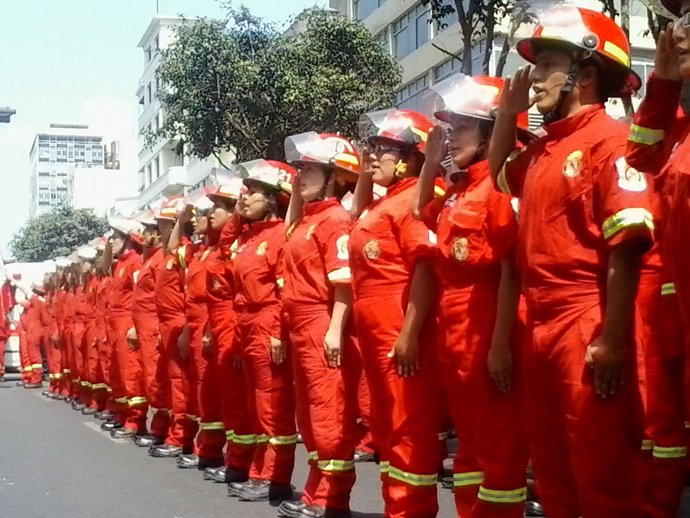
[28,124,104,218]
[330,0,657,122]
[136,16,234,209]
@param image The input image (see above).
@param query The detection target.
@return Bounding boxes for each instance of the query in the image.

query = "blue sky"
[0,0,324,253]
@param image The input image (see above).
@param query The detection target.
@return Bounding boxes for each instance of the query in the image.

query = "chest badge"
[563,150,583,178]
[256,241,268,256]
[451,237,469,262]
[305,224,317,240]
[363,239,381,261]
[166,258,174,271]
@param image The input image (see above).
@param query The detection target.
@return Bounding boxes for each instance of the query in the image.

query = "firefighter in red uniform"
[71,255,92,412]
[100,218,145,437]
[489,6,653,518]
[149,198,198,457]
[226,159,297,504]
[127,211,171,447]
[412,75,531,518]
[177,199,227,471]
[94,247,116,421]
[205,181,257,486]
[348,108,445,518]
[276,132,362,518]
[626,0,690,331]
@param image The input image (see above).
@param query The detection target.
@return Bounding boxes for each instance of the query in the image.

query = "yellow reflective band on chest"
[653,446,687,459]
[602,208,653,240]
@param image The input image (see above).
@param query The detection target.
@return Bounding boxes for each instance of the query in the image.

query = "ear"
[577,65,598,89]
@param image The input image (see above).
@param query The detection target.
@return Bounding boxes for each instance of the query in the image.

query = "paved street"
[0,374,455,518]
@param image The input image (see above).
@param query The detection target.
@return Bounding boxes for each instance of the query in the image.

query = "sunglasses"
[371,142,405,155]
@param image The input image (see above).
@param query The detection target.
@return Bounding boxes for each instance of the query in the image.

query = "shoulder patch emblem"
[363,239,380,261]
[336,235,350,261]
[615,157,647,192]
[563,150,583,178]
[256,241,268,256]
[451,237,469,262]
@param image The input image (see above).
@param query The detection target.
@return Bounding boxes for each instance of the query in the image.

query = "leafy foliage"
[10,204,108,262]
[153,7,401,163]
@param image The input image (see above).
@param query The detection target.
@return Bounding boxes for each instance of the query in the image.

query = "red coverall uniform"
[0,282,11,379]
[348,177,445,518]
[109,249,145,431]
[626,74,690,331]
[27,295,55,385]
[283,198,360,511]
[496,104,653,518]
[54,289,70,396]
[421,160,528,518]
[83,276,106,410]
[185,245,225,461]
[18,303,31,383]
[132,247,170,438]
[72,285,90,401]
[95,277,112,407]
[212,220,254,475]
[45,292,61,392]
[232,219,296,485]
[63,290,77,396]
[156,244,196,450]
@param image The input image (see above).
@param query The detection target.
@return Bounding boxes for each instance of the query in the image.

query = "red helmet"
[360,109,433,154]
[516,5,641,97]
[206,174,244,205]
[156,196,185,221]
[284,132,361,178]
[426,74,533,141]
[237,159,295,194]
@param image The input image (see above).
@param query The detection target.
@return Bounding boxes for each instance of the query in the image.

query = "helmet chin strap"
[543,61,580,125]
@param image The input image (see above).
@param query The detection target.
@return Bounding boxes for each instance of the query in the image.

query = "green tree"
[153,7,401,163]
[10,204,108,262]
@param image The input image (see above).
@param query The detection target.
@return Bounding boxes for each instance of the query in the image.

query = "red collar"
[303,198,340,216]
[544,104,605,139]
[386,177,417,197]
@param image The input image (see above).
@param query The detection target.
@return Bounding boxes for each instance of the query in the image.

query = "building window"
[145,46,152,63]
[354,0,386,20]
[393,4,430,60]
[147,83,152,104]
[433,57,461,83]
[375,28,390,53]
[395,74,429,112]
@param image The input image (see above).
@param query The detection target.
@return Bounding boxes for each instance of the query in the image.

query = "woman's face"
[193,214,209,236]
[674,3,690,77]
[447,115,486,169]
[369,140,406,187]
[142,226,158,247]
[240,181,272,221]
[110,231,126,256]
[298,163,329,202]
[209,199,234,230]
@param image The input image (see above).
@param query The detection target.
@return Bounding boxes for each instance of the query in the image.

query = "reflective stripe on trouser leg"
[454,471,485,488]
[477,486,528,504]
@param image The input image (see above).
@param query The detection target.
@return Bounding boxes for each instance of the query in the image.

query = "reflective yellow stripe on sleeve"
[114,397,129,404]
[453,471,485,487]
[496,149,522,195]
[388,466,438,487]
[225,430,235,441]
[317,459,355,472]
[629,124,665,146]
[327,267,351,284]
[653,446,687,459]
[32,363,43,369]
[256,434,270,444]
[128,396,147,406]
[661,283,677,296]
[379,461,390,475]
[199,422,225,431]
[91,383,108,390]
[602,208,654,240]
[478,486,528,503]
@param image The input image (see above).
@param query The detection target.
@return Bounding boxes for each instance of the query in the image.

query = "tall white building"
[330,0,657,120]
[28,124,104,219]
[136,16,233,210]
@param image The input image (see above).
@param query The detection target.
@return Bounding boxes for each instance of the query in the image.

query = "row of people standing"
[10,2,690,517]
